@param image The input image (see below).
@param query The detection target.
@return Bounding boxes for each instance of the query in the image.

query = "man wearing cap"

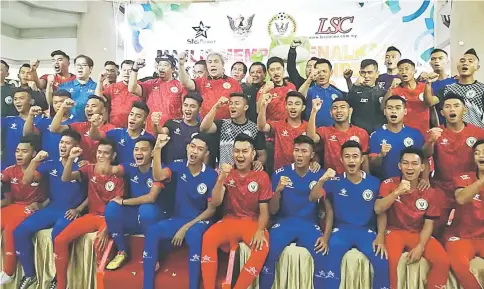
[128,55,186,133]
[29,50,76,91]
[376,46,402,90]
[178,52,242,120]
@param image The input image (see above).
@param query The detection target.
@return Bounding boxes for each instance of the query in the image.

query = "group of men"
[0,42,483,289]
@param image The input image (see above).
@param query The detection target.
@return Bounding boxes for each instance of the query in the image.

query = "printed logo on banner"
[227,14,255,40]
[188,21,216,45]
[311,16,356,39]
[268,12,296,37]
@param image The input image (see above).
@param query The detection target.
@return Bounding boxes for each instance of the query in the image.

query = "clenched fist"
[219,163,232,180]
[380,143,392,157]
[178,52,187,66]
[69,147,83,159]
[151,112,162,126]
[395,180,411,196]
[427,127,443,142]
[216,97,229,109]
[276,176,292,193]
[155,133,170,149]
[133,58,146,70]
[33,150,49,162]
[263,81,275,93]
[312,98,323,112]
[62,99,75,109]
[29,106,43,116]
[343,69,353,80]
[320,168,336,182]
[89,114,103,128]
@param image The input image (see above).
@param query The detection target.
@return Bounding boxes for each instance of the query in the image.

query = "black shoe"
[18,276,37,289]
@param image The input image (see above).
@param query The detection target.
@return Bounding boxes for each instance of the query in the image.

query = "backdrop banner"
[124,0,449,90]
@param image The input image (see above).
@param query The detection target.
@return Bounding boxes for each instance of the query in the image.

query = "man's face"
[293,143,314,168]
[206,55,224,78]
[306,59,317,78]
[457,54,480,77]
[59,136,77,158]
[286,96,305,119]
[249,65,265,84]
[442,98,465,124]
[232,141,255,170]
[183,98,200,121]
[96,144,115,164]
[229,96,247,119]
[341,147,362,175]
[397,63,415,83]
[399,153,424,182]
[52,95,69,113]
[231,63,246,82]
[52,55,69,74]
[359,64,378,86]
[430,52,448,72]
[268,62,284,83]
[385,51,401,69]
[19,67,31,84]
[75,57,92,79]
[105,64,118,83]
[186,138,208,165]
[128,107,147,131]
[331,100,352,123]
[193,64,207,79]
[474,143,484,170]
[1,63,9,82]
[13,91,32,113]
[157,61,173,80]
[85,98,104,119]
[133,140,152,166]
[16,143,35,166]
[384,99,406,124]
[314,63,331,86]
[120,63,133,83]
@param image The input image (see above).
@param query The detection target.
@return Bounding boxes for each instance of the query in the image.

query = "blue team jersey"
[271,163,324,221]
[59,79,97,122]
[305,85,345,127]
[106,129,155,164]
[36,115,75,161]
[121,162,157,198]
[324,172,380,228]
[433,77,458,124]
[370,125,424,179]
[37,158,84,210]
[168,160,218,219]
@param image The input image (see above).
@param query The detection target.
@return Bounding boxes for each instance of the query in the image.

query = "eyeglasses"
[75,64,90,68]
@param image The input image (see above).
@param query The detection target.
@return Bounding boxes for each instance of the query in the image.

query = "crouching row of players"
[1,130,483,289]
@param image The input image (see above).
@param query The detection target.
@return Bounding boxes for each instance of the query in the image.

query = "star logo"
[329,135,337,142]
[174,128,181,135]
[119,139,125,146]
[132,175,139,183]
[11,123,17,129]
[142,251,150,258]
[50,169,58,176]
[201,255,213,263]
[227,179,236,187]
[281,130,289,137]
[339,188,348,196]
[381,139,387,145]
[181,174,187,182]
[192,21,211,38]
[68,88,74,93]
[11,177,18,184]
[190,254,200,262]
[441,138,449,145]
[245,266,258,276]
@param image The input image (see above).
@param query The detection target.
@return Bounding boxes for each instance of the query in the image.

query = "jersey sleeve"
[254,131,266,151]
[369,131,381,157]
[163,119,176,133]
[36,117,51,133]
[103,84,114,100]
[105,129,117,141]
[1,168,11,183]
[69,122,87,134]
[360,130,370,154]
[425,188,442,219]
[414,130,425,148]
[258,172,273,203]
[379,178,395,198]
[322,181,333,200]
[271,171,280,192]
[140,79,157,99]
[193,77,204,93]
[78,164,91,181]
[454,174,473,190]
[36,161,53,176]
[214,120,223,134]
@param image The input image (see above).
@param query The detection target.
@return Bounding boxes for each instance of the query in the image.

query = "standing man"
[30,50,76,91]
[178,52,242,120]
[242,62,266,122]
[231,61,247,83]
[201,134,272,289]
[374,147,450,289]
[1,60,16,117]
[193,60,207,79]
[17,64,48,111]
[103,61,119,87]
[58,54,97,122]
[376,46,402,90]
[287,39,319,90]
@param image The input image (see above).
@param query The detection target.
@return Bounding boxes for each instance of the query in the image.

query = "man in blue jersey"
[259,135,334,289]
[15,130,87,288]
[301,59,345,127]
[103,135,169,270]
[317,140,389,289]
[143,133,218,289]
[90,100,154,163]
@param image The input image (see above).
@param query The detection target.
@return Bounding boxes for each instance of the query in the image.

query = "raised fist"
[69,147,83,159]
[390,78,402,89]
[89,114,103,128]
[178,52,187,66]
[216,97,229,109]
[263,81,275,92]
[99,70,107,82]
[396,180,411,195]
[30,59,40,71]
[426,72,439,83]
[151,112,162,126]
[343,69,353,80]
[427,127,443,142]
[62,99,75,109]
[219,163,232,180]
[47,74,55,84]
[133,58,146,70]
[380,143,392,157]
[261,93,273,107]
[321,168,336,182]
[34,150,49,162]
[155,133,170,149]
[312,98,323,112]
[276,176,292,193]
[29,106,43,116]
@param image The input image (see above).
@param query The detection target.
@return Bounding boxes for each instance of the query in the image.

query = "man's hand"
[30,59,40,71]
[276,176,292,193]
[395,180,411,196]
[89,113,103,128]
[62,99,76,110]
[178,52,187,66]
[425,72,439,83]
[380,143,392,158]
[78,160,89,168]
[151,112,162,127]
[355,76,364,86]
[309,161,321,173]
[218,163,232,180]
[33,150,49,163]
[417,179,431,191]
[155,133,170,149]
[133,58,146,70]
[250,229,268,251]
[215,96,229,109]
[320,168,336,182]
[263,81,275,93]
[25,202,40,214]
[252,160,264,171]
[172,224,190,247]
[47,74,55,84]
[312,98,323,112]
[99,70,108,82]
[65,208,81,220]
[418,72,430,82]
[314,235,329,255]
[427,127,443,143]
[69,147,83,159]
[372,234,388,259]
[309,70,321,81]
[261,93,273,107]
[95,229,109,252]
[343,69,353,80]
[406,244,424,264]
[390,78,402,89]
[29,106,43,116]
[290,39,302,48]
[110,196,123,205]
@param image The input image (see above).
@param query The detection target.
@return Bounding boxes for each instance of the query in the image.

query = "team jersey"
[433,77,457,124]
[379,177,441,232]
[370,125,424,180]
[1,165,46,204]
[40,73,76,91]
[271,163,324,221]
[167,160,218,219]
[256,80,296,122]
[1,83,16,117]
[223,170,273,219]
[140,78,186,132]
[442,81,484,129]
[346,85,387,135]
[103,81,141,127]
[268,120,307,170]
[36,158,84,210]
[104,128,154,163]
[36,115,75,161]
[318,125,369,174]
[392,82,430,135]
[446,173,484,239]
[376,73,399,90]
[194,75,242,120]
[58,79,97,122]
[69,121,116,163]
[162,119,200,165]
[305,85,345,127]
[78,164,125,215]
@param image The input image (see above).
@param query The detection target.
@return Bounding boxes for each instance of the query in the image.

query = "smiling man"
[30,50,76,91]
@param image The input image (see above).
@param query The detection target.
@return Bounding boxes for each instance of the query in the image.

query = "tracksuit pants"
[259,217,326,289]
[142,217,211,289]
[445,237,484,289]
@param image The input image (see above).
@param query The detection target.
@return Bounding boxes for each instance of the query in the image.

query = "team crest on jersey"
[415,198,428,210]
[4,96,12,104]
[248,181,258,193]
[466,137,477,147]
[466,89,477,98]
[418,92,424,101]
[349,136,360,143]
[105,181,115,192]
[197,183,207,194]
[309,181,317,190]
[146,178,153,188]
[170,86,179,93]
[362,189,374,201]
[223,82,232,89]
[403,137,414,147]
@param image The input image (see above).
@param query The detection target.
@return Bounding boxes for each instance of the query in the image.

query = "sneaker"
[106,251,128,270]
[48,278,57,289]
[0,271,14,285]
[18,276,37,289]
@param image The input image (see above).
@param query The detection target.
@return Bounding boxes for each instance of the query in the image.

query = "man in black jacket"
[287,40,319,90]
[242,62,267,122]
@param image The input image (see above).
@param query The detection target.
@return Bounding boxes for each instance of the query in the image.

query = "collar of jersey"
[59,157,79,163]
[207,74,228,80]
[186,160,206,172]
[343,171,366,179]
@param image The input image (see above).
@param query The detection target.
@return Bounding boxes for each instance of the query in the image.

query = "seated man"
[201,133,272,289]
[143,133,218,289]
[375,147,449,289]
[0,135,47,285]
[259,135,334,289]
[445,139,484,289]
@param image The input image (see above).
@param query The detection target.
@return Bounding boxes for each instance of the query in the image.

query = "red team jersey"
[392,82,429,135]
[79,164,125,215]
[69,122,116,163]
[103,81,141,128]
[268,120,307,170]
[194,76,242,120]
[446,173,484,239]
[223,170,273,219]
[256,81,296,122]
[317,125,369,173]
[140,78,186,132]
[41,73,76,91]
[1,165,46,204]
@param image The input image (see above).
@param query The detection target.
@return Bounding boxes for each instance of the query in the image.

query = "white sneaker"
[0,271,14,285]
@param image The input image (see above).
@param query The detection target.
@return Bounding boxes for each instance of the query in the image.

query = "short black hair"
[308,57,319,63]
[267,57,284,69]
[98,138,117,154]
[341,140,362,154]
[431,48,448,57]
[54,89,72,98]
[473,139,484,150]
[1,60,9,71]
[104,61,119,69]
[184,91,203,106]
[61,129,82,144]
[231,61,248,75]
[385,95,406,106]
[250,62,267,74]
[74,54,94,67]
[314,58,333,70]
[13,88,33,99]
[132,100,150,116]
[397,59,415,68]
[87,95,106,105]
[51,50,70,61]
[120,60,134,68]
[229,92,249,103]
[442,92,465,105]
[191,132,211,152]
[386,46,401,55]
[294,135,315,151]
[360,59,378,70]
[20,63,31,71]
[285,91,306,105]
[332,97,351,107]
[134,137,155,149]
[195,60,207,67]
[19,134,40,152]
[234,133,255,148]
[399,147,425,162]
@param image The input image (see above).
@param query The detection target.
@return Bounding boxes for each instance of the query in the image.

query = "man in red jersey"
[375,147,449,289]
[95,60,141,128]
[444,139,484,289]
[201,133,272,289]
[29,50,76,91]
[307,97,369,173]
[0,135,47,284]
[51,96,115,163]
[257,91,307,171]
[178,52,242,120]
[256,57,296,122]
[51,139,125,289]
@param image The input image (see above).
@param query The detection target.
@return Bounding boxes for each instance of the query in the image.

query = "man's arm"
[87,114,105,141]
[29,60,47,90]
[298,76,312,97]
[287,46,305,89]
[424,77,440,107]
[455,178,484,205]
[51,99,74,133]
[151,112,170,136]
[45,76,54,107]
[61,148,82,182]
[375,181,410,214]
[178,52,196,91]
[1,195,12,208]
[307,99,322,143]
[23,106,42,136]
[200,98,227,133]
[257,203,270,230]
[181,201,216,230]
[322,198,334,238]
[128,59,144,96]
[152,134,172,181]
[406,219,434,263]
[95,71,108,97]
[257,95,272,133]
[22,150,48,184]
[121,184,163,205]
[309,169,335,202]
